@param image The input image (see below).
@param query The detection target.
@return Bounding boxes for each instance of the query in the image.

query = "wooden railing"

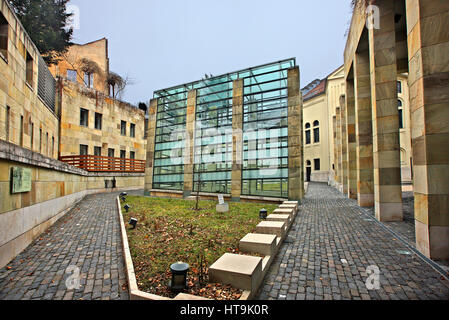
[59,155,145,173]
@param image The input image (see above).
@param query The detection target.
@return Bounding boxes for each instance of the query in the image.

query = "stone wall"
[58,79,146,160]
[0,0,59,159]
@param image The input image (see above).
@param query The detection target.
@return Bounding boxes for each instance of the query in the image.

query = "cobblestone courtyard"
[257,183,449,300]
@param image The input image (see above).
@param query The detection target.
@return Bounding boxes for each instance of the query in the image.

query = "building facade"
[0,0,145,268]
[145,59,304,202]
[302,66,413,185]
[48,38,110,95]
[342,0,449,259]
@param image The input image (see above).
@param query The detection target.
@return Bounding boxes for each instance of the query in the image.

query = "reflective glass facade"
[152,58,296,198]
[242,62,291,198]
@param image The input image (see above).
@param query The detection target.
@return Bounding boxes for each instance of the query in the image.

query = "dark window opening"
[397,81,402,94]
[0,12,8,61]
[5,106,10,142]
[305,130,311,145]
[20,115,23,146]
[94,146,101,156]
[52,137,54,157]
[95,113,102,130]
[130,123,135,138]
[120,150,126,159]
[80,108,89,127]
[26,52,33,87]
[39,128,42,153]
[314,128,320,143]
[121,121,127,136]
[80,144,88,156]
[108,148,115,157]
[314,159,321,171]
[130,151,135,159]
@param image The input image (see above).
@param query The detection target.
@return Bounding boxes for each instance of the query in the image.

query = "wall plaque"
[11,167,32,194]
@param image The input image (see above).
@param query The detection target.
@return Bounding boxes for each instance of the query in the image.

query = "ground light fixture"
[169,262,189,293]
[129,218,138,229]
[259,208,268,220]
[124,204,130,212]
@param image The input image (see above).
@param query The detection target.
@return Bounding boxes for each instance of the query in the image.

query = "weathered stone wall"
[48,38,109,95]
[0,0,59,159]
[58,79,146,160]
[0,140,144,268]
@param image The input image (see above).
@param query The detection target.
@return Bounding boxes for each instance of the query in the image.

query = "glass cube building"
[145,58,303,201]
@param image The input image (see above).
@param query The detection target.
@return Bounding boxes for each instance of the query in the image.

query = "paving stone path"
[0,192,134,300]
[257,183,449,300]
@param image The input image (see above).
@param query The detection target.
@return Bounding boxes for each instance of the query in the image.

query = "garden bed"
[120,196,277,300]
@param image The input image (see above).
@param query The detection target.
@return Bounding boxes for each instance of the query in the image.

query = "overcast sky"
[69,0,353,105]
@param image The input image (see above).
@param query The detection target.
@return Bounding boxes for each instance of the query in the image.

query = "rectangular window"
[305,130,311,145]
[46,133,49,156]
[52,137,54,157]
[5,106,10,142]
[84,73,94,88]
[26,52,33,87]
[120,150,126,159]
[30,122,34,150]
[67,69,77,82]
[314,128,320,143]
[20,115,23,146]
[314,159,321,171]
[94,146,101,156]
[95,113,102,130]
[0,12,8,61]
[80,108,89,127]
[399,109,404,129]
[130,151,135,159]
[130,123,135,138]
[80,144,88,156]
[397,81,402,94]
[121,121,127,136]
[108,148,115,158]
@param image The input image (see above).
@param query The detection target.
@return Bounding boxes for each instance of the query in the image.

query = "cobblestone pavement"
[257,183,449,300]
[0,192,134,300]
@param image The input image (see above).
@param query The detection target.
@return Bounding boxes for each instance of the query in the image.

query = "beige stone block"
[375,201,403,222]
[273,208,295,218]
[358,193,374,207]
[239,233,277,256]
[267,214,291,225]
[209,253,263,292]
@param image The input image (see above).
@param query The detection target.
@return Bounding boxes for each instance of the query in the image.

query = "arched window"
[306,160,311,166]
[398,100,404,129]
[313,121,320,143]
[305,123,311,145]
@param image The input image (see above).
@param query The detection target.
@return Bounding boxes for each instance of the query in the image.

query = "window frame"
[80,108,89,127]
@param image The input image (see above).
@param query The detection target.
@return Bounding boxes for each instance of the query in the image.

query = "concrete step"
[266,214,291,225]
[255,221,286,238]
[273,208,295,219]
[239,233,277,256]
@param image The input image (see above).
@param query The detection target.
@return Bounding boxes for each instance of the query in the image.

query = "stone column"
[407,0,449,259]
[340,95,348,195]
[231,79,244,201]
[335,106,342,192]
[368,0,403,222]
[354,50,374,207]
[144,98,158,196]
[183,90,197,197]
[346,78,357,199]
[287,67,304,201]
